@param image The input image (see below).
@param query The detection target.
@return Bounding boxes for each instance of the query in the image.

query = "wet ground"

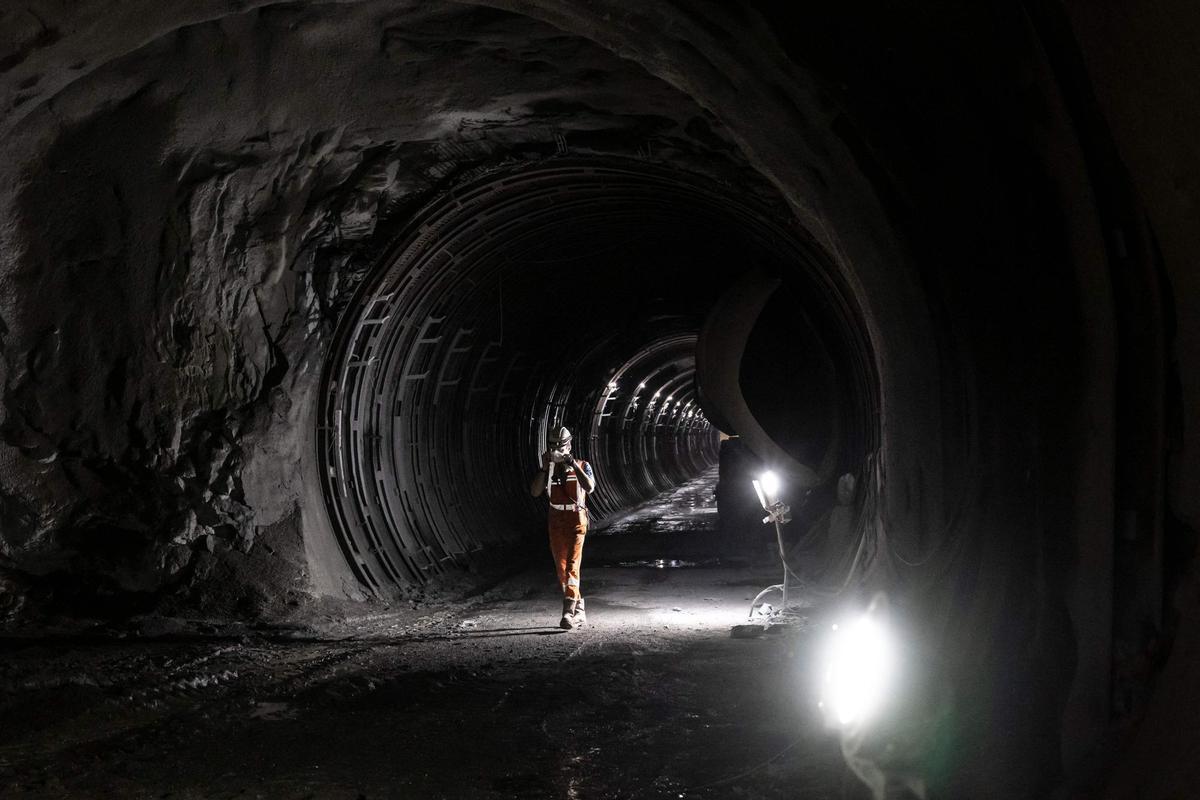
[588,468,726,571]
[594,468,722,538]
[0,472,856,799]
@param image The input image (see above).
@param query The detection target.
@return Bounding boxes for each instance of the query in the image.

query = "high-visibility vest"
[549,461,590,511]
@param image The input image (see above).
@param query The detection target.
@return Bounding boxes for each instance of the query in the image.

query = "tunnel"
[1,2,1198,798]
[317,159,877,593]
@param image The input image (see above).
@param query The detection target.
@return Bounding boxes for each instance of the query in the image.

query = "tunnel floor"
[594,467,721,539]
[585,467,762,572]
[0,479,851,799]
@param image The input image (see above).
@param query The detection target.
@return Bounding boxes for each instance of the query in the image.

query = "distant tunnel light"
[817,612,897,728]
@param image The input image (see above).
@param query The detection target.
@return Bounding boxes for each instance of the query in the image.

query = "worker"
[530,426,596,630]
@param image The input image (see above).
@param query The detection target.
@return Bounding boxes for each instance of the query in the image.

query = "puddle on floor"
[614,558,722,569]
[598,467,721,538]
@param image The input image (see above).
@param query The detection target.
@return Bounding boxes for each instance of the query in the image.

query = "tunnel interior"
[318,159,878,595]
[1,1,1198,796]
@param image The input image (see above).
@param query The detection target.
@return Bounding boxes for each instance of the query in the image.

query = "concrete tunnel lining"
[316,158,880,596]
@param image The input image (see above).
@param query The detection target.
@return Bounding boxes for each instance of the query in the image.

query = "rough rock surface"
[0,2,750,620]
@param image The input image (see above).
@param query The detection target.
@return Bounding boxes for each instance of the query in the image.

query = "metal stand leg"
[774,520,788,611]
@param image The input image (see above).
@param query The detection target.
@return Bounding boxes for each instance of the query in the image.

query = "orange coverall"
[547,460,592,600]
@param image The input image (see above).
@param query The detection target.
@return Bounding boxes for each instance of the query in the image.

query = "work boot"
[572,596,587,627]
[559,598,578,630]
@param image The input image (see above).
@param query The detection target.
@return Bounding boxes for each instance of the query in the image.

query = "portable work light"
[752,470,789,525]
[753,469,780,507]
[817,595,897,728]
[741,470,795,620]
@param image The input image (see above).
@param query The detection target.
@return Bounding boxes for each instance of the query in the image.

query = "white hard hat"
[549,426,572,448]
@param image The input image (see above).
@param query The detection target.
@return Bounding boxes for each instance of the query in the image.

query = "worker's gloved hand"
[542,450,554,469]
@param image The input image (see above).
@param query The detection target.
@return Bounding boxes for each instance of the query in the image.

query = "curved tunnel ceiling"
[317,158,879,592]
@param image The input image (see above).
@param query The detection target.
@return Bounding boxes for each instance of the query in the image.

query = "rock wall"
[0,1,748,620]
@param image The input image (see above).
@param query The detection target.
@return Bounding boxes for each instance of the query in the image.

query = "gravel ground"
[0,474,855,799]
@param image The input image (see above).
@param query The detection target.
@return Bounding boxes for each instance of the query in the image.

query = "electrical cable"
[747,515,812,620]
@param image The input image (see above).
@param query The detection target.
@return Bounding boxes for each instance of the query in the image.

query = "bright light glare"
[819,614,896,727]
[654,606,740,627]
[759,470,781,499]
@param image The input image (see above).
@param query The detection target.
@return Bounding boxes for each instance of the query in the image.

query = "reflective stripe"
[549,461,588,509]
[567,577,580,586]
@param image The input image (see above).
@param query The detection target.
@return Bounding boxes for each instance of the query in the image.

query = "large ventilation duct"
[696,271,819,487]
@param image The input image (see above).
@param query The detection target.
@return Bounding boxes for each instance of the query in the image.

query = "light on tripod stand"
[737,470,795,625]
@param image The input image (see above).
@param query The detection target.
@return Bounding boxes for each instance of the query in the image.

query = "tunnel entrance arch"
[315,158,880,597]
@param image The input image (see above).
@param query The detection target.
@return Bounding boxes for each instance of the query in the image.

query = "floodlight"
[759,470,780,500]
[817,601,897,728]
